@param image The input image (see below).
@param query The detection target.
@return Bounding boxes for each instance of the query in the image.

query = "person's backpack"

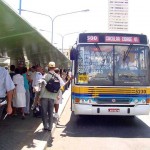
[45,72,60,93]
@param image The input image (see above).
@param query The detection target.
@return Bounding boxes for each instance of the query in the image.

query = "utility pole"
[19,0,22,15]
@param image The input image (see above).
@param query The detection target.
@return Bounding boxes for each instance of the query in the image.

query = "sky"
[3,0,150,51]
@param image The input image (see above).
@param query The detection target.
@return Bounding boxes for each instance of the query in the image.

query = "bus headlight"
[134,99,138,103]
[88,99,91,103]
[142,99,146,103]
[81,99,85,103]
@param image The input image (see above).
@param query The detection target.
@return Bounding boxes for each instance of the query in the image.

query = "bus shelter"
[0,1,70,68]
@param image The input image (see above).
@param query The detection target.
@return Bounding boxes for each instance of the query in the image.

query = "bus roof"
[78,33,148,45]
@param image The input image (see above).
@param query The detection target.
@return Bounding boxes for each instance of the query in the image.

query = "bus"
[70,33,150,116]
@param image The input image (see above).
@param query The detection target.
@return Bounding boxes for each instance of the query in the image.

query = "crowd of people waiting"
[0,61,71,131]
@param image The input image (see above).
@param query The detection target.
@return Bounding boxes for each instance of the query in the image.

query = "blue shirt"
[22,73,29,90]
[0,67,15,97]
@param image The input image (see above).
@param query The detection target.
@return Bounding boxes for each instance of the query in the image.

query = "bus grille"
[87,87,136,94]
[96,98,130,104]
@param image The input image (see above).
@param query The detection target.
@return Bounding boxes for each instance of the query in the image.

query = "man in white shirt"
[31,65,43,110]
[54,68,65,118]
[0,67,15,119]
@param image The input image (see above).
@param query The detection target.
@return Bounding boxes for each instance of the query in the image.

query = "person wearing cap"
[39,61,60,131]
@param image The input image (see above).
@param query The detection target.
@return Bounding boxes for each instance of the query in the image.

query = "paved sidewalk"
[0,87,71,150]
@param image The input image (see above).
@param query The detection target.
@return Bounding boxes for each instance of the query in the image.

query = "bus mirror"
[70,48,76,60]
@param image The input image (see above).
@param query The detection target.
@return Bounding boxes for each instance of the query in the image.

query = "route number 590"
[87,35,99,42]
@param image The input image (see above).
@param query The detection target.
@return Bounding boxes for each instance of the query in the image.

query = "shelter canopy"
[0,1,70,67]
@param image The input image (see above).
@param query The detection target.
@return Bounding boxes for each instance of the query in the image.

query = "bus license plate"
[108,108,120,112]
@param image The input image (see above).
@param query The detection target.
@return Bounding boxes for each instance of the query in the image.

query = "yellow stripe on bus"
[72,86,150,94]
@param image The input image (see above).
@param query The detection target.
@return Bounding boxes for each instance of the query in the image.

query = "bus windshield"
[75,44,150,86]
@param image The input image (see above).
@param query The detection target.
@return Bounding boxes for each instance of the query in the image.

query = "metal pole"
[51,9,89,44]
[19,0,22,15]
[62,36,64,53]
[61,32,79,53]
[51,20,54,44]
[20,9,53,43]
[19,9,89,45]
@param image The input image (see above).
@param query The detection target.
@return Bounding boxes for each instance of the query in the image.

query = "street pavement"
[0,87,71,150]
[48,100,150,150]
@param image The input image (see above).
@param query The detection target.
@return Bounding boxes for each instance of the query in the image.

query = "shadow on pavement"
[0,86,71,150]
[0,114,43,150]
[60,113,150,138]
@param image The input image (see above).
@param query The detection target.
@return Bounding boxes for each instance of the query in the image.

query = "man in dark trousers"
[39,62,60,131]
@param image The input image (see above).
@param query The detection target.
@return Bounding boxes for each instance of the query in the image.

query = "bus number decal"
[87,36,99,43]
[135,90,146,94]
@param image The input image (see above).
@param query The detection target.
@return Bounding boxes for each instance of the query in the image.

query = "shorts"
[54,91,62,104]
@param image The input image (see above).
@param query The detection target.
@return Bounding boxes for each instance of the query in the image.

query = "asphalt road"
[47,99,150,150]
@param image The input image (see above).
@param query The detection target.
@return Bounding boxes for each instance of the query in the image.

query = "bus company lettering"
[105,36,140,43]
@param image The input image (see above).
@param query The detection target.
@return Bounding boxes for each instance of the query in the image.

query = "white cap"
[48,62,55,67]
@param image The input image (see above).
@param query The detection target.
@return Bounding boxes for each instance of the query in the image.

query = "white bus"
[70,33,150,116]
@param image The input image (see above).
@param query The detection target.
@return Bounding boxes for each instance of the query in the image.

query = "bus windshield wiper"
[94,43,101,51]
[123,44,133,62]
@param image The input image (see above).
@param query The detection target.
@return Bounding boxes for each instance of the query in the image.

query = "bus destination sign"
[78,33,148,44]
[105,36,140,43]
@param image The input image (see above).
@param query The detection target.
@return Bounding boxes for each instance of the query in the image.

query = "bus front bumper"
[74,104,150,116]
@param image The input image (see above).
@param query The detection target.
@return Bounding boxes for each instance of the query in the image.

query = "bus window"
[75,45,113,86]
[114,46,150,86]
[74,45,150,86]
